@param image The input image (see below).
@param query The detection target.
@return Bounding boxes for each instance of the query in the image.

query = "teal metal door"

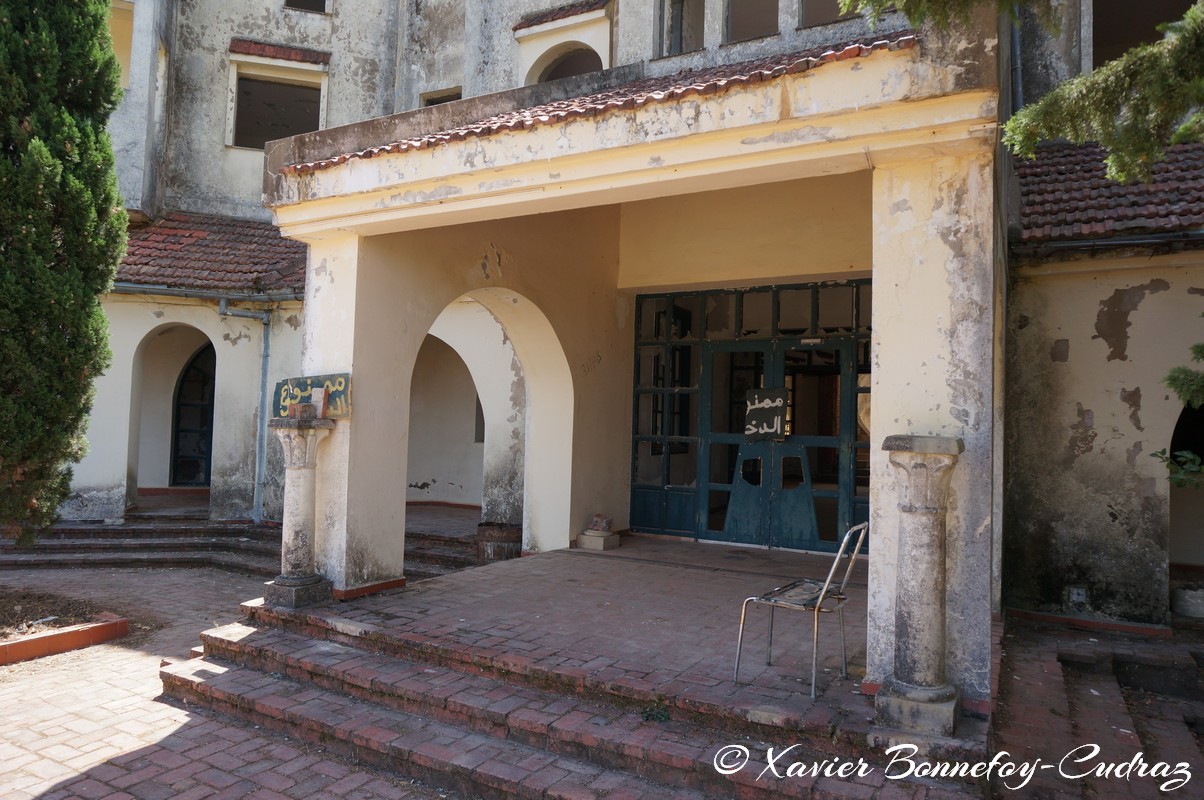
[698,338,857,551]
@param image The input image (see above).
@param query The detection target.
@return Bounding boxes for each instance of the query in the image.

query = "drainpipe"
[1010,10,1024,110]
[219,298,273,523]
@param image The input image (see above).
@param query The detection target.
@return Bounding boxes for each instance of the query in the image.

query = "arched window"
[539,47,603,82]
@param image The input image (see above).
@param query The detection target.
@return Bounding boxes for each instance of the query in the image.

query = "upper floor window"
[226,40,329,149]
[539,47,604,82]
[726,0,779,43]
[800,0,857,29]
[285,0,327,12]
[660,0,705,56]
[1090,0,1193,66]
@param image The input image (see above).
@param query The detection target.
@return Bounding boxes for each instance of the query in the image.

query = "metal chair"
[733,523,869,698]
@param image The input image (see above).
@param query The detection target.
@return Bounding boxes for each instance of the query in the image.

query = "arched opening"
[527,43,603,85]
[1169,403,1204,580]
[401,291,572,567]
[403,298,534,577]
[127,325,215,518]
[171,343,217,487]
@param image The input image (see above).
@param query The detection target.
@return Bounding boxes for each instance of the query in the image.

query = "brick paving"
[0,567,460,800]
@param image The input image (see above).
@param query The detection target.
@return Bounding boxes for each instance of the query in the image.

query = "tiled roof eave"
[280,33,918,177]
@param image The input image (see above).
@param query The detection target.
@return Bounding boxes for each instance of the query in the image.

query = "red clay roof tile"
[1016,142,1204,244]
[513,0,610,31]
[118,212,306,294]
[281,32,917,176]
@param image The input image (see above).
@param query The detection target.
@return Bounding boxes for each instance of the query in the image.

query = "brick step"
[40,523,280,541]
[197,622,889,799]
[1,536,279,556]
[1121,687,1204,780]
[161,657,719,800]
[404,543,478,570]
[0,549,278,577]
[243,599,882,758]
[404,530,480,551]
[125,511,209,522]
[1063,670,1163,800]
[403,562,464,582]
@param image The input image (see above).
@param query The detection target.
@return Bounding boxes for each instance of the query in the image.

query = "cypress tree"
[0,1,127,541]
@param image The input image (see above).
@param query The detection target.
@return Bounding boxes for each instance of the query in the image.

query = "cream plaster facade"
[266,5,1005,707]
[65,294,303,522]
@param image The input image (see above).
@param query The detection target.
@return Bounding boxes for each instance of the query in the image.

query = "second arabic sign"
[744,388,787,441]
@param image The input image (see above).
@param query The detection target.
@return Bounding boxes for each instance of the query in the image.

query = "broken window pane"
[234,77,321,149]
[639,297,667,341]
[818,285,855,333]
[741,290,772,336]
[778,288,812,335]
[705,294,737,339]
[662,0,705,56]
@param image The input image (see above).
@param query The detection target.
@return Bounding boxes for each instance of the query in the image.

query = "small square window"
[285,0,327,12]
[234,77,321,149]
[422,88,462,107]
[726,0,779,43]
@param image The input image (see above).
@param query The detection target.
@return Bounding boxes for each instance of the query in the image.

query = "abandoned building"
[37,0,1203,773]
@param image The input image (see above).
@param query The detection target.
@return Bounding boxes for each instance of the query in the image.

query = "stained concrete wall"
[397,0,466,111]
[63,294,302,523]
[1005,253,1204,623]
[164,0,398,219]
[108,0,172,217]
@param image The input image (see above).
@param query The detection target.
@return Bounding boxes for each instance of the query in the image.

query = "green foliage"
[1004,2,1204,183]
[839,0,1058,32]
[0,2,127,541]
[1164,319,1204,410]
[1151,449,1204,489]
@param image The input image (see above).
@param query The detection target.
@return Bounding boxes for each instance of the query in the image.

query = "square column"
[298,232,426,597]
[866,146,999,709]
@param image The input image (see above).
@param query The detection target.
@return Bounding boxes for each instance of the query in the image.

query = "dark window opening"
[172,344,216,487]
[726,0,779,43]
[801,0,858,29]
[234,77,321,149]
[1092,0,1193,66]
[662,0,705,56]
[540,48,603,82]
[423,88,463,107]
[285,0,327,13]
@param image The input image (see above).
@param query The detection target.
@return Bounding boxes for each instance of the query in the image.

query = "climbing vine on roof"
[842,0,1204,183]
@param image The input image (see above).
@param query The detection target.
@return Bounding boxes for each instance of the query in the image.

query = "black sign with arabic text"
[744,388,787,441]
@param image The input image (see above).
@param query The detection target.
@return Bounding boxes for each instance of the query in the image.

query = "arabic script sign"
[274,373,351,419]
[744,388,787,441]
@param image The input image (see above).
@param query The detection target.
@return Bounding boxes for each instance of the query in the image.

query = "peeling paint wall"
[165,0,398,219]
[1005,254,1204,623]
[398,0,466,110]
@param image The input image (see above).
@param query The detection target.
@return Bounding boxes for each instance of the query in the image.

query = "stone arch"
[415,289,572,553]
[1169,404,1204,575]
[127,323,216,512]
[525,42,602,85]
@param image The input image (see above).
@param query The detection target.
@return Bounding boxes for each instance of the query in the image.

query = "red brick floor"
[0,567,461,800]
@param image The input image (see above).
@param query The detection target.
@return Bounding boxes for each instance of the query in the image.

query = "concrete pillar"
[873,434,963,738]
[866,147,999,711]
[265,416,334,608]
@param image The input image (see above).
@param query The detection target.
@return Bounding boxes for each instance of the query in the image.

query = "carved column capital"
[269,419,336,470]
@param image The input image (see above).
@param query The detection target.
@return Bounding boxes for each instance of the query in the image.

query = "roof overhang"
[270,42,998,242]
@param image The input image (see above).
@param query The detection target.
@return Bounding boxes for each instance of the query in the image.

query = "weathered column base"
[873,677,960,737]
[265,575,332,609]
[477,522,522,563]
[576,531,620,550]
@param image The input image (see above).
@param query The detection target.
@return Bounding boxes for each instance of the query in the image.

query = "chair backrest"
[816,522,869,601]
